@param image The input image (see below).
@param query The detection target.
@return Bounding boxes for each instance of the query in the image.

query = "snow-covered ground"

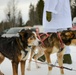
[0,46,76,75]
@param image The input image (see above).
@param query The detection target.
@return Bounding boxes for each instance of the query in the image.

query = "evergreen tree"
[28,3,35,26]
[26,0,44,26]
[36,0,44,25]
[17,11,23,27]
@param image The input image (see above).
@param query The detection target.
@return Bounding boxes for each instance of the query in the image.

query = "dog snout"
[28,45,31,48]
[38,41,41,45]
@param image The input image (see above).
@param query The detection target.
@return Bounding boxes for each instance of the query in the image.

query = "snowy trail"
[0,46,76,75]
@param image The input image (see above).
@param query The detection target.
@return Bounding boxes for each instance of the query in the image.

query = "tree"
[70,0,76,20]
[71,6,76,20]
[17,11,23,27]
[36,0,44,25]
[28,3,35,26]
[5,0,19,27]
[26,0,44,26]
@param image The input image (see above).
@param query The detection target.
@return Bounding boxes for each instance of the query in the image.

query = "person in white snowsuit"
[43,0,72,64]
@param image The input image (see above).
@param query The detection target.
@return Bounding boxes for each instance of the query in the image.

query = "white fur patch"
[21,48,31,61]
[48,71,52,75]
[51,46,59,53]
[31,31,40,46]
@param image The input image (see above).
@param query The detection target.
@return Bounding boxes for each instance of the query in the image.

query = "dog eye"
[30,36,35,40]
[30,36,34,39]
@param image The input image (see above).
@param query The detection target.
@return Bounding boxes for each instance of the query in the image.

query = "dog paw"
[47,71,52,75]
[61,74,64,75]
[26,68,31,71]
[37,65,41,68]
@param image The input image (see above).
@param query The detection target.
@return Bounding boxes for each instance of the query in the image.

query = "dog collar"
[16,38,25,51]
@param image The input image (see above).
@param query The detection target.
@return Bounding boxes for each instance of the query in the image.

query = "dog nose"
[28,46,31,48]
[38,41,41,45]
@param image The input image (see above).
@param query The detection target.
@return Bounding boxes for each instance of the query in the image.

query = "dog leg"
[31,46,41,69]
[33,46,45,69]
[0,71,4,75]
[20,60,26,75]
[57,52,64,75]
[33,54,40,69]
[12,61,19,75]
[44,50,52,75]
[27,52,41,70]
[0,53,5,64]
[27,50,34,71]
[61,74,65,75]
[47,71,52,75]
[27,46,37,70]
[33,51,44,69]
[0,53,5,75]
[27,59,31,71]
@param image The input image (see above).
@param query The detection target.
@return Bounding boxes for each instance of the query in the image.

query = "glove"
[46,11,52,22]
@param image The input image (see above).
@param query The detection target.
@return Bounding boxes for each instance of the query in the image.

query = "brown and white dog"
[27,30,76,75]
[27,45,44,71]
[27,32,65,75]
[0,29,39,75]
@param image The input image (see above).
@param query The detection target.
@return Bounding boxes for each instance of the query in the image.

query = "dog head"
[19,29,39,48]
[61,30,76,45]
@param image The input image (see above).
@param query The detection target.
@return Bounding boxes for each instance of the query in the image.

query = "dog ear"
[65,32,74,39]
[19,32,25,41]
[19,29,26,37]
[19,31,28,41]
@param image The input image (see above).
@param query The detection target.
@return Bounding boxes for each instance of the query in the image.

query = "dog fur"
[0,29,38,75]
[27,32,65,75]
[27,45,44,70]
[27,30,76,75]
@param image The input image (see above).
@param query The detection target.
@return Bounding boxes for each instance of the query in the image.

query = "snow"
[0,46,76,75]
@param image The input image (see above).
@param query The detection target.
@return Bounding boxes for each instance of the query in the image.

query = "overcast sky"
[0,0,38,23]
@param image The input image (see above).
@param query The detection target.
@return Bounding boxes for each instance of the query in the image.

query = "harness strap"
[37,33,50,46]
[57,32,64,52]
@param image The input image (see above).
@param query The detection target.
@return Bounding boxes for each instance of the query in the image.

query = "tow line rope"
[48,63,76,71]
[27,59,76,71]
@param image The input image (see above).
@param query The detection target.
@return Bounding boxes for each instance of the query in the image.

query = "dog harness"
[36,27,50,46]
[57,32,64,52]
[36,27,64,52]
[37,33,50,46]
